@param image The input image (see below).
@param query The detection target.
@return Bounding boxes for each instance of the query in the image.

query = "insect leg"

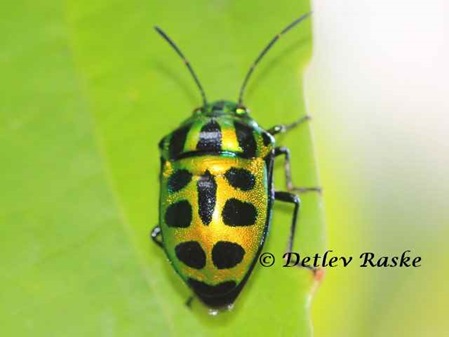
[150,228,196,307]
[185,295,194,308]
[274,191,318,275]
[150,225,163,249]
[268,115,310,136]
[274,146,322,194]
[274,191,300,252]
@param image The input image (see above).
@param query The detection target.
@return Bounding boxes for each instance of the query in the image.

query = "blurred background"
[309,1,449,336]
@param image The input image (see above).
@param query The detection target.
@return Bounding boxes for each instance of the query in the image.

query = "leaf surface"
[0,1,324,336]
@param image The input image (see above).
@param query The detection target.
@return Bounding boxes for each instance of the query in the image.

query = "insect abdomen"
[159,155,271,307]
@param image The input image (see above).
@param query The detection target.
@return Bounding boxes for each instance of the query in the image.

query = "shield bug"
[151,13,320,313]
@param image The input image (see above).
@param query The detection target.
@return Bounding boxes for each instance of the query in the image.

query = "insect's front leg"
[267,114,310,135]
[150,225,164,249]
[274,147,322,194]
[268,115,321,193]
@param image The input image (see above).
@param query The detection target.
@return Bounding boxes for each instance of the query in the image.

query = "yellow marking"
[220,125,240,153]
[183,121,203,153]
[160,156,269,285]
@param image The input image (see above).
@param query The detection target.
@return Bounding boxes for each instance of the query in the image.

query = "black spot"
[261,132,273,146]
[188,279,236,297]
[212,241,245,269]
[175,241,206,269]
[197,170,217,225]
[188,278,242,308]
[168,170,192,193]
[169,125,190,159]
[225,168,256,191]
[197,120,221,151]
[234,121,257,158]
[165,200,192,228]
[222,198,257,226]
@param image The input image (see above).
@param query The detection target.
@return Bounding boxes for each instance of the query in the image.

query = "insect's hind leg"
[150,225,163,248]
[274,147,322,194]
[274,191,320,276]
[274,191,299,252]
[151,227,196,309]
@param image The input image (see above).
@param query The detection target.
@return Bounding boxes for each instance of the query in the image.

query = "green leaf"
[0,0,324,336]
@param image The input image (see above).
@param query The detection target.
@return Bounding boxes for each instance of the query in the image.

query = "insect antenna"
[154,26,208,106]
[237,12,312,105]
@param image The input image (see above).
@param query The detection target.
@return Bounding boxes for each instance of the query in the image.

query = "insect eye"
[235,108,246,115]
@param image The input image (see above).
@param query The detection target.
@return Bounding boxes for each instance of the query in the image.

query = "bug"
[151,13,320,313]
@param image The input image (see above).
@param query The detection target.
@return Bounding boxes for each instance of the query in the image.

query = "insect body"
[151,13,319,311]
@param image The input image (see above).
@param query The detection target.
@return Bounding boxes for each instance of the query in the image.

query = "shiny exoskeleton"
[151,13,319,312]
